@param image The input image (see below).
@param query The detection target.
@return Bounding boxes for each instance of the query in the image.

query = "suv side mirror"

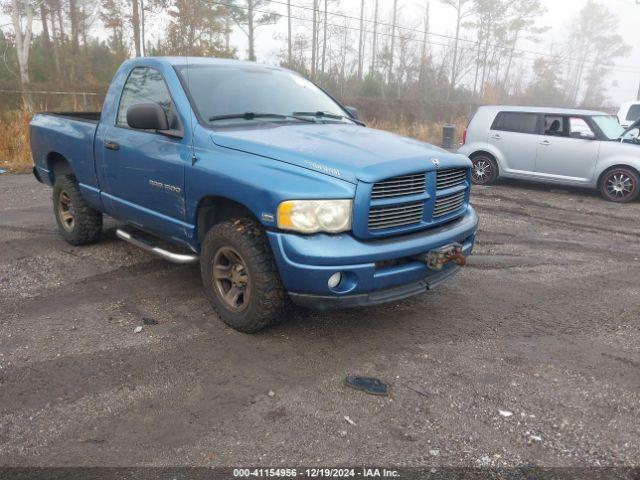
[345,106,359,120]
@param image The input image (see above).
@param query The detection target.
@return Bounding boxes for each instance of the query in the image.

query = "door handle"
[540,140,551,146]
[105,140,120,151]
[491,134,502,139]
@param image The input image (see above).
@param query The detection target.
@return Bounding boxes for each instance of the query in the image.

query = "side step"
[116,228,199,265]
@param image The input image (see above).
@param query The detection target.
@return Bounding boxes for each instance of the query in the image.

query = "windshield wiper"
[293,110,364,126]
[208,112,314,123]
[293,111,348,120]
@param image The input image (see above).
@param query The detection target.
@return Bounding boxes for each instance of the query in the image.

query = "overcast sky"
[219,0,640,106]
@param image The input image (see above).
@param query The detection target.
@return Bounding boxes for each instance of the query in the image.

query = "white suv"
[458,106,640,203]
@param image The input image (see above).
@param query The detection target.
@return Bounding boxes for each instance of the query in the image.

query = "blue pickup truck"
[30,57,479,332]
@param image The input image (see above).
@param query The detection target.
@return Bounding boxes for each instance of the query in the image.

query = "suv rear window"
[491,112,538,134]
[626,104,640,122]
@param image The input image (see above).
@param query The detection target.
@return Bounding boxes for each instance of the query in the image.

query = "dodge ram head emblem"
[432,158,441,168]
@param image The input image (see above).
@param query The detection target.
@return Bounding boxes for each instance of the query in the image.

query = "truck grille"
[433,191,466,218]
[371,173,426,199]
[436,168,467,190]
[368,201,424,230]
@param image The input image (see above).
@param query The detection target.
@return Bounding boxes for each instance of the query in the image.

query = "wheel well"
[469,150,496,161]
[597,164,640,188]
[47,152,73,182]
[196,196,256,244]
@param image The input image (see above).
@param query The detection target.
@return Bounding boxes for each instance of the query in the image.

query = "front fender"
[594,148,640,185]
[185,142,356,240]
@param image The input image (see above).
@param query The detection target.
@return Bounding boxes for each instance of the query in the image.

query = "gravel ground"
[1,173,639,468]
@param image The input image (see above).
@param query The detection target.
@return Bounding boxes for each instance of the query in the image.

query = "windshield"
[592,115,625,140]
[175,64,352,126]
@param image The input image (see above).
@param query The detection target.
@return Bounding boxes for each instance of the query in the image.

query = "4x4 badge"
[432,158,441,168]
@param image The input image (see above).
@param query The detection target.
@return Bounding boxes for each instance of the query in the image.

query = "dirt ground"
[1,173,639,468]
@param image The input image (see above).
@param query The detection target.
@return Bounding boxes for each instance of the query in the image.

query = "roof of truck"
[478,105,608,116]
[136,56,286,70]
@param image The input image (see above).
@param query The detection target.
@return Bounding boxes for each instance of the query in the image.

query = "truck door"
[97,66,190,239]
[534,115,600,183]
[488,111,539,175]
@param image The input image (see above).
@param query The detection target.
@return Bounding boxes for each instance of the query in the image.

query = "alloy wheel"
[212,246,251,312]
[605,172,635,200]
[58,190,75,231]
[472,158,493,184]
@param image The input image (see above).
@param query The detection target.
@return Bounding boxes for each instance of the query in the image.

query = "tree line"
[1,0,634,114]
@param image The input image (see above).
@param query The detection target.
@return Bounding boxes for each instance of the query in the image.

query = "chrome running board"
[116,228,199,265]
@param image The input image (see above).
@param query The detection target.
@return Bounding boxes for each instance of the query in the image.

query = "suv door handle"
[491,134,502,139]
[105,140,120,151]
[540,140,551,146]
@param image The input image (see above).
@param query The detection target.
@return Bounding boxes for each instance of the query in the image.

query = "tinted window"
[176,65,352,126]
[543,115,564,136]
[492,112,538,134]
[117,67,177,128]
[626,104,640,122]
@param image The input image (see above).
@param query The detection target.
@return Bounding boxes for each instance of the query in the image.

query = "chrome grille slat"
[436,168,467,190]
[368,201,423,230]
[372,173,426,200]
[433,191,465,218]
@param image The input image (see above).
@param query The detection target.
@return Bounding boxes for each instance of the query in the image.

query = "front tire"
[53,174,102,245]
[599,168,640,203]
[200,218,288,333]
[470,154,499,185]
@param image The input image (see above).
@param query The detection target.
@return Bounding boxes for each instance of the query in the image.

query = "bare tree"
[439,0,474,98]
[370,0,378,72]
[287,0,292,65]
[230,0,278,61]
[357,0,364,80]
[387,0,398,85]
[10,0,34,107]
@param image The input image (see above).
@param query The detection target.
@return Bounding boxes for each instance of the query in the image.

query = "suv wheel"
[470,155,498,185]
[200,218,288,333]
[53,174,102,245]
[599,168,639,203]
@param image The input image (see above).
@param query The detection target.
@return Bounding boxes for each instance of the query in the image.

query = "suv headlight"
[277,199,353,233]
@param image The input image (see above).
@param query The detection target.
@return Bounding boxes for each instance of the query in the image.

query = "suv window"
[627,104,640,122]
[492,112,538,134]
[543,115,564,136]
[117,67,177,129]
[569,117,595,138]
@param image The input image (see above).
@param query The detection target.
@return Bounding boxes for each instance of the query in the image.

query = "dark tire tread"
[53,174,102,245]
[200,218,288,333]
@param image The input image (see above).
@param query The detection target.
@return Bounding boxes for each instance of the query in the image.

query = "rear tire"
[53,174,102,245]
[200,218,288,333]
[599,168,640,203]
[470,154,499,185]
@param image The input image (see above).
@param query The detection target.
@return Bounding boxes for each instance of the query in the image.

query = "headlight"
[277,199,352,233]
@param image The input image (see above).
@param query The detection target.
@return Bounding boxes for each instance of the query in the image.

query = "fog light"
[328,272,342,289]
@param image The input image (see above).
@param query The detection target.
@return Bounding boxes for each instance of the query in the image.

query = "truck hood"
[210,124,470,184]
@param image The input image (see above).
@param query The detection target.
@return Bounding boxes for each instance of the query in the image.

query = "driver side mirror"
[127,103,183,138]
[344,106,359,120]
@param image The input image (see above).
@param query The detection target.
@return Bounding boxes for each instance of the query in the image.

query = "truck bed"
[38,111,101,123]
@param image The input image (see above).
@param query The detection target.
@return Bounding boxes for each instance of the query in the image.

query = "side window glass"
[569,117,595,138]
[492,112,538,135]
[117,67,176,129]
[627,105,640,122]
[544,115,564,136]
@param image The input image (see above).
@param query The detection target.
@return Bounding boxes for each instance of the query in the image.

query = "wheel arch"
[597,164,640,189]
[46,152,74,183]
[195,196,259,246]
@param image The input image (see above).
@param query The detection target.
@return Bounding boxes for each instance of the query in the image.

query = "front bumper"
[267,206,479,309]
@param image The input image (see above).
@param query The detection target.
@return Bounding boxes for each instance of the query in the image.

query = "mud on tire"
[200,218,288,333]
[53,174,102,245]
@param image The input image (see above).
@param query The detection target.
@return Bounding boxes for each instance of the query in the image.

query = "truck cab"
[30,57,478,332]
